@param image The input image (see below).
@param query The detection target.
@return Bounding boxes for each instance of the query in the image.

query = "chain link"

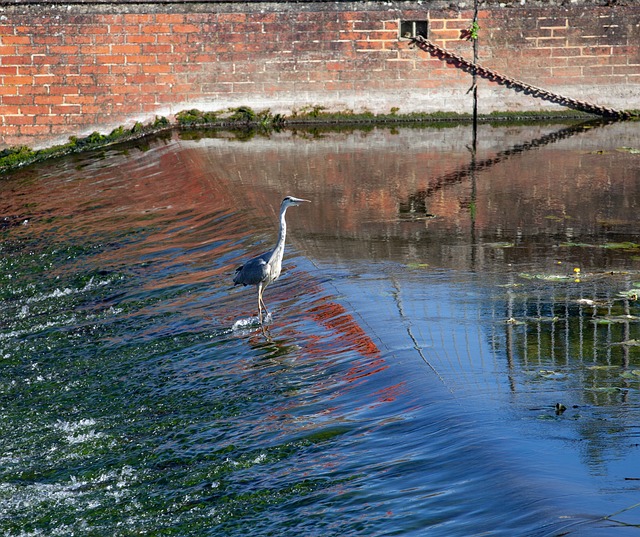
[410,35,632,120]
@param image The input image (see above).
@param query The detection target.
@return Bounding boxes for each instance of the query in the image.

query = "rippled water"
[1,121,639,536]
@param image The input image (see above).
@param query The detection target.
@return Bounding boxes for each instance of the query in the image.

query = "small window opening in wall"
[400,20,428,39]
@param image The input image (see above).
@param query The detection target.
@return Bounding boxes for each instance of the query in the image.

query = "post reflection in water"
[0,121,639,536]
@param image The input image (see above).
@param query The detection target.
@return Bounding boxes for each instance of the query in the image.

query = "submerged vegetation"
[0,105,633,174]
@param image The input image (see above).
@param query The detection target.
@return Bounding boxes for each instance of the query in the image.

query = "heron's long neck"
[272,206,288,260]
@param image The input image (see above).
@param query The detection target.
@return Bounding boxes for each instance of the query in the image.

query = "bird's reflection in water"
[247,331,302,367]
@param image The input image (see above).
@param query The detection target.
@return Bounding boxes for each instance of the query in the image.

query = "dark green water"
[1,122,639,536]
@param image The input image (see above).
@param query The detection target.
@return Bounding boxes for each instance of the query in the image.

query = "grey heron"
[233,195,310,323]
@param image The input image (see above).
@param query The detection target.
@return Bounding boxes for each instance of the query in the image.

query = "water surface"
[1,121,639,536]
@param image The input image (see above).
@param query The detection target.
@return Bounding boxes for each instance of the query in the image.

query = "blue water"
[1,122,640,536]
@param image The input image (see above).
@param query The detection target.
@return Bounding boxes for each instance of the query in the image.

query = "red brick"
[1,56,32,66]
[49,45,80,55]
[141,23,171,34]
[20,125,52,135]
[79,45,111,55]
[18,85,48,95]
[581,45,613,56]
[111,44,142,55]
[583,65,614,76]
[123,14,153,25]
[35,115,65,126]
[0,45,17,56]
[65,35,92,46]
[97,55,126,65]
[127,34,156,44]
[142,44,173,55]
[11,114,36,125]
[155,14,186,24]
[110,84,140,94]
[32,75,58,86]
[108,65,138,75]
[127,73,155,84]
[34,95,64,105]
[445,19,474,30]
[78,65,110,75]
[218,13,247,23]
[2,75,32,86]
[21,104,49,115]
[551,47,581,57]
[3,35,32,45]
[430,29,464,41]
[0,85,18,96]
[126,55,157,64]
[172,24,200,34]
[64,95,96,104]
[50,104,81,115]
[1,95,26,105]
[551,66,582,77]
[613,64,639,75]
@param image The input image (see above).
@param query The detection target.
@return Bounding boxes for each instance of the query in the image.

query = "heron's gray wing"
[233,253,270,286]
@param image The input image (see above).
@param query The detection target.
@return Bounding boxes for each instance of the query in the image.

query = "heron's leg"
[257,283,263,324]
[260,292,269,318]
[260,292,269,316]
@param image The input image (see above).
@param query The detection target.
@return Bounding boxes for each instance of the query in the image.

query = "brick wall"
[0,1,638,149]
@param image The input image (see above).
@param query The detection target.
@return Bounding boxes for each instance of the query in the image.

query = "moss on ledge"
[0,116,171,174]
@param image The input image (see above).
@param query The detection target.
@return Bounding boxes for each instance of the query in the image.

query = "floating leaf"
[608,315,640,322]
[519,272,573,282]
[602,242,640,250]
[560,242,596,248]
[407,263,430,269]
[592,316,640,325]
[484,242,514,249]
[586,386,625,393]
[617,289,640,300]
[617,147,640,154]
[535,316,560,323]
[538,370,566,380]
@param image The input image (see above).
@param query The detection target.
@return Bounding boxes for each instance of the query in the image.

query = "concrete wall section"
[0,2,638,149]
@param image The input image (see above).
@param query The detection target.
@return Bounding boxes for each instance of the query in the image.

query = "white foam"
[55,419,104,445]
[0,466,138,535]
[24,276,114,305]
[55,418,97,433]
[252,453,267,464]
[231,313,272,332]
[232,316,259,330]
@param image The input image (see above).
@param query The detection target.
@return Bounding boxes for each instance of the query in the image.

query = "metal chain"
[410,35,632,120]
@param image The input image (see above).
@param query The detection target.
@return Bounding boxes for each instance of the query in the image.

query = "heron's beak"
[292,197,311,205]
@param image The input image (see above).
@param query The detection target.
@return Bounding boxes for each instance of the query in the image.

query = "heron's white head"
[281,196,311,208]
